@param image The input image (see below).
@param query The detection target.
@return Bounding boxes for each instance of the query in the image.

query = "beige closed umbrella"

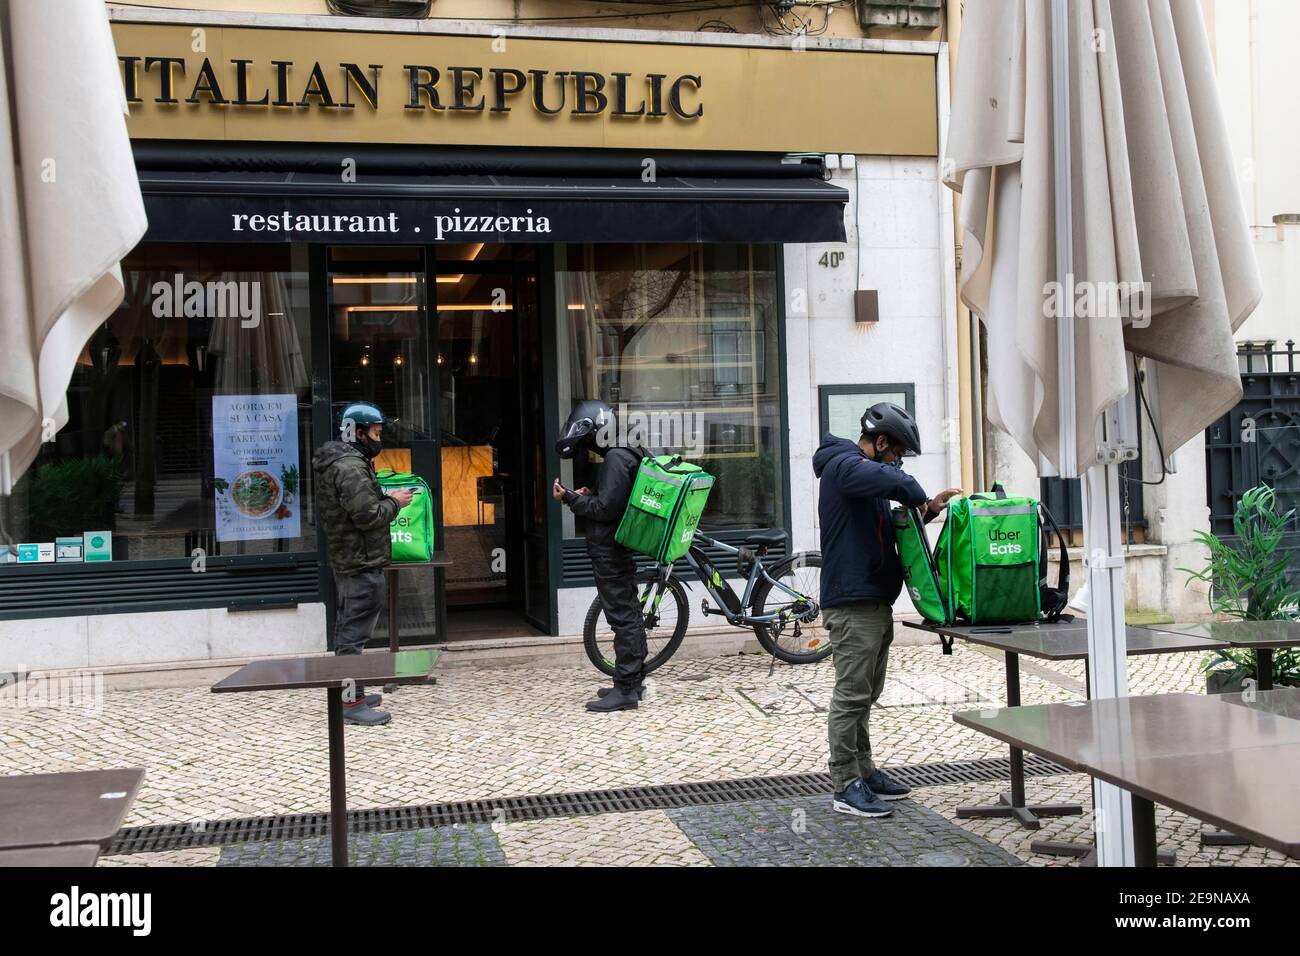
[945,0,1261,865]
[0,0,147,492]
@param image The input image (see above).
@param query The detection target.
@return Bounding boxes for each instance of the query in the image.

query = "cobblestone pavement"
[666,794,1022,866]
[10,639,1296,867]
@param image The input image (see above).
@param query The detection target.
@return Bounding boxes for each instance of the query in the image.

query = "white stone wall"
[0,603,326,673]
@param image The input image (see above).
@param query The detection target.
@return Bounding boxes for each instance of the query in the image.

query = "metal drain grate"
[107,754,1071,855]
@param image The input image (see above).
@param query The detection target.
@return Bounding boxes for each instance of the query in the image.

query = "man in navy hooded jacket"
[813,402,961,818]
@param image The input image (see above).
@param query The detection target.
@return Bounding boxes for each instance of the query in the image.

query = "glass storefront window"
[555,243,785,537]
[327,247,431,445]
[0,243,314,568]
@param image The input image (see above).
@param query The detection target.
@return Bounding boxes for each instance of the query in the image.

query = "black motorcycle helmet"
[556,399,616,459]
[861,401,922,456]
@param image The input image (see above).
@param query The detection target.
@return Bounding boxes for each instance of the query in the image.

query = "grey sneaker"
[342,702,392,726]
[832,778,893,818]
[864,768,912,801]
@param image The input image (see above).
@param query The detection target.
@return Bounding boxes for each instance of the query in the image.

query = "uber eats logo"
[987,528,1023,556]
[391,514,414,544]
[640,488,667,511]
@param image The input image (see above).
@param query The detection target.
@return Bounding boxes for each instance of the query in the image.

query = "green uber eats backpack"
[615,455,716,564]
[375,470,434,562]
[894,482,1070,632]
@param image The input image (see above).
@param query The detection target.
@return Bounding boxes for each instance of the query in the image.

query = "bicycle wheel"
[750,551,831,665]
[582,569,690,677]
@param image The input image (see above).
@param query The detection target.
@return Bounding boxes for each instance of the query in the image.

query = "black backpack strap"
[1037,501,1070,621]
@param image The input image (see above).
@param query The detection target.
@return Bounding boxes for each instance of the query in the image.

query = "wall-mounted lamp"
[855,289,879,324]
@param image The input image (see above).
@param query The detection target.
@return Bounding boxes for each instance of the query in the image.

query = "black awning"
[138,169,849,244]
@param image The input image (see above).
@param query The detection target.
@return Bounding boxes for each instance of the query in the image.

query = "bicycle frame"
[640,531,819,630]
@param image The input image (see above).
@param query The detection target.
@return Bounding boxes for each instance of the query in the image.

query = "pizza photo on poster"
[212,395,301,543]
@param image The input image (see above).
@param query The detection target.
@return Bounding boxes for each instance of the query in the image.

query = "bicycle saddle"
[742,529,787,548]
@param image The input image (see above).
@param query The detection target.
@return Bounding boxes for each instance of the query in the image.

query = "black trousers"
[333,569,385,702]
[588,541,648,691]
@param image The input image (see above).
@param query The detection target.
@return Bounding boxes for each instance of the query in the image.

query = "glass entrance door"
[326,246,438,644]
[436,246,547,634]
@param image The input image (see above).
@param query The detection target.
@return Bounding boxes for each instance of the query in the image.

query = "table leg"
[1256,648,1273,691]
[387,568,400,654]
[1131,794,1158,868]
[327,686,348,868]
[1033,666,1176,865]
[1198,649,1273,848]
[956,652,1083,829]
[384,569,399,694]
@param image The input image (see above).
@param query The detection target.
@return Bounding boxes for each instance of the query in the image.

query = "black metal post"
[957,648,1082,829]
[327,686,348,867]
[1131,794,1157,868]
[1257,648,1273,691]
[1006,652,1026,808]
[387,567,400,653]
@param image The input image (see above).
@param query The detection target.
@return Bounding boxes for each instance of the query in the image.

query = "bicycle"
[582,529,830,676]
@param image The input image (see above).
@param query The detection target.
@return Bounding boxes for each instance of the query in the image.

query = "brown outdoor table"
[1146,621,1300,846]
[212,649,439,867]
[954,693,1300,864]
[1220,686,1300,720]
[0,844,101,867]
[904,620,1228,837]
[382,551,452,693]
[1145,620,1300,691]
[0,768,144,852]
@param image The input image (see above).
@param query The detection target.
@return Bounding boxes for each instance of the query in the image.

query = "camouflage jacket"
[311,441,400,575]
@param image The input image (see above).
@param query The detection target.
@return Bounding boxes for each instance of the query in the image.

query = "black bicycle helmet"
[556,399,616,459]
[861,401,922,455]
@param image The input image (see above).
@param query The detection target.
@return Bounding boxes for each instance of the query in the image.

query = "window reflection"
[0,243,314,566]
[556,243,783,535]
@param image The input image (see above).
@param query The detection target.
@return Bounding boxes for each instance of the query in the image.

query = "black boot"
[585,686,640,712]
[596,684,645,700]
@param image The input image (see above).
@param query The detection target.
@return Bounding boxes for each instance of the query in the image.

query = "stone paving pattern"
[10,638,1297,867]
[666,794,1022,867]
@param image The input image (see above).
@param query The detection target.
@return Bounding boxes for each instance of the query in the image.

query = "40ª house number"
[818,251,845,268]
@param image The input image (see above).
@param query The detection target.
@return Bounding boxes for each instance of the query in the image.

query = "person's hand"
[552,478,567,501]
[576,486,593,496]
[389,488,415,509]
[927,488,963,513]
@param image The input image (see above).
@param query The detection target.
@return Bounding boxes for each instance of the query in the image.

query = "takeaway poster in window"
[212,395,301,543]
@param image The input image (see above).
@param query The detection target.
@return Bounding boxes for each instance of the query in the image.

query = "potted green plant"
[1180,484,1300,692]
[30,455,125,541]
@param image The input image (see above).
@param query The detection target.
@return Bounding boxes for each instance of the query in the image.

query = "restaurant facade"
[0,5,961,673]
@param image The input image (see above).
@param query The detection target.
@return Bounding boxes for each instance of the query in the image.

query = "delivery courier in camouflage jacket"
[312,402,414,727]
[312,439,401,575]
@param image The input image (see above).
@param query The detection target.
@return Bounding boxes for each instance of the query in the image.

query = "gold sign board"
[111,22,937,155]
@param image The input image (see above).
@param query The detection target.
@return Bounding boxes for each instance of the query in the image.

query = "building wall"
[1208,0,1300,344]
[106,0,943,43]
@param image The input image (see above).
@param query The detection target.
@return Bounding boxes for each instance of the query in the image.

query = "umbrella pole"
[1050,0,1135,866]
[1081,455,1136,867]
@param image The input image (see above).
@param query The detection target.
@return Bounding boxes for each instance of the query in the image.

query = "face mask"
[354,433,383,459]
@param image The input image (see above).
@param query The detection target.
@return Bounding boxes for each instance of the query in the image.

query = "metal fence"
[1204,340,1300,584]
[1040,459,1147,546]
